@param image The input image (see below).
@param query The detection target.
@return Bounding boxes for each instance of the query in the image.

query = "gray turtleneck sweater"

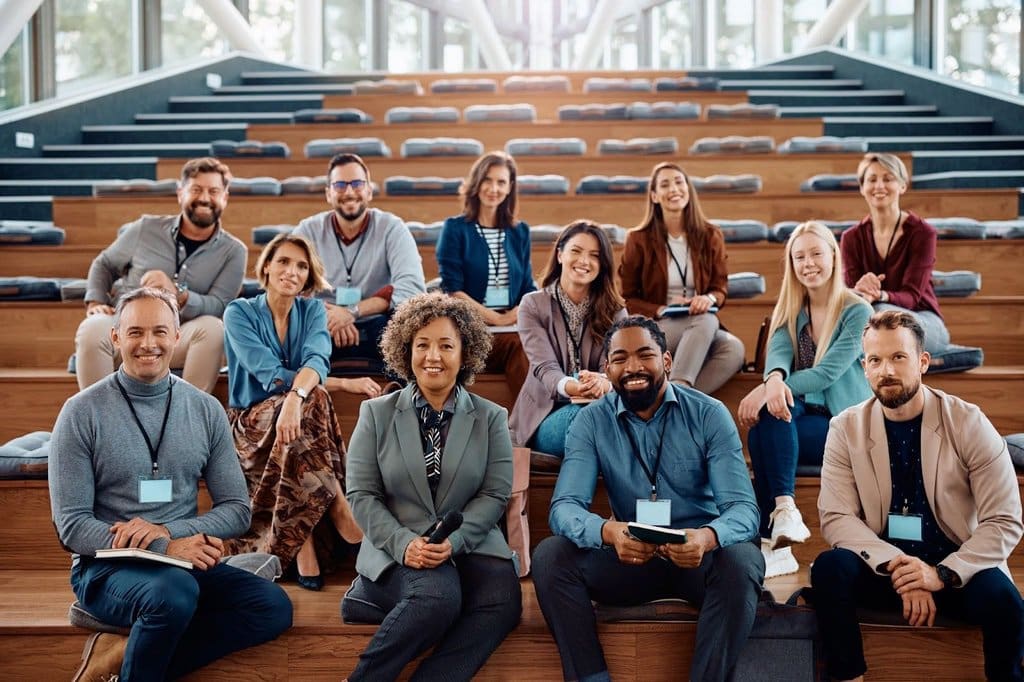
[49,369,250,564]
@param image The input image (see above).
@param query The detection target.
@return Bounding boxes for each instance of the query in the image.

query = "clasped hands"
[570,369,612,400]
[604,521,715,569]
[403,536,452,570]
[854,272,887,303]
[109,517,223,570]
[737,373,794,428]
[887,554,945,627]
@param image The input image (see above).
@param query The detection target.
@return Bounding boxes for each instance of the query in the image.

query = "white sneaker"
[761,542,799,579]
[769,503,810,549]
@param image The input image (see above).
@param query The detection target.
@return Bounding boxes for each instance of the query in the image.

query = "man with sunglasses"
[294,153,425,370]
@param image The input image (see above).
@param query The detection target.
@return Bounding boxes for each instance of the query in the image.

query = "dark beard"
[615,372,666,414]
[185,201,220,228]
[875,380,919,409]
[336,202,367,222]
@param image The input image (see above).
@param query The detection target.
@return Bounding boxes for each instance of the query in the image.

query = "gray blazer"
[346,384,514,581]
[509,289,626,446]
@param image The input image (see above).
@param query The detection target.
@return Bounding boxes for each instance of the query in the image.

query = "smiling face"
[263,241,310,298]
[862,325,929,410]
[789,232,835,293]
[178,171,228,232]
[557,231,601,290]
[859,161,907,213]
[411,316,463,400]
[111,296,180,384]
[326,162,372,222]
[606,325,671,416]
[650,167,690,214]
[476,162,511,214]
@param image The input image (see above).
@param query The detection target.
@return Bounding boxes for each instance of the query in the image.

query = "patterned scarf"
[551,282,591,375]
[413,387,456,494]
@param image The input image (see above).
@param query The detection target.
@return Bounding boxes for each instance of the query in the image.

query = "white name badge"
[483,286,510,309]
[139,478,173,504]
[887,513,923,542]
[335,287,361,306]
[636,498,672,527]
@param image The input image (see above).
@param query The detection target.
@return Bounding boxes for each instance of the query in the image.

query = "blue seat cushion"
[597,137,678,155]
[984,219,1024,239]
[714,220,769,243]
[800,174,861,192]
[576,175,647,194]
[0,221,65,245]
[464,104,536,123]
[209,139,290,158]
[928,217,987,240]
[778,136,869,154]
[504,138,586,156]
[693,174,762,193]
[239,278,262,298]
[304,137,391,158]
[430,78,497,94]
[0,276,72,301]
[627,102,701,120]
[927,344,983,374]
[529,225,563,244]
[727,272,767,299]
[384,176,462,196]
[1006,434,1024,471]
[400,137,484,158]
[654,76,720,91]
[60,279,88,301]
[93,179,178,197]
[931,270,981,297]
[583,77,652,92]
[558,104,629,121]
[502,75,569,92]
[353,79,422,95]
[407,221,444,245]
[293,108,371,124]
[251,225,294,245]
[280,176,327,194]
[518,175,570,195]
[228,177,282,195]
[384,106,459,124]
[0,431,50,478]
[689,136,775,154]
[770,221,856,243]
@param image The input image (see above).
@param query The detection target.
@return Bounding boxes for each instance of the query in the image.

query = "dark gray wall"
[0,54,302,157]
[776,47,1024,136]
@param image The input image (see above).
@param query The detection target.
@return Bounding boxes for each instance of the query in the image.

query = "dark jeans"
[71,558,292,681]
[531,535,764,682]
[330,313,390,370]
[811,548,1024,681]
[348,554,522,682]
[747,398,830,537]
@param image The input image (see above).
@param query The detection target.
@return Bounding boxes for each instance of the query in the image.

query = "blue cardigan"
[436,214,535,307]
[764,299,872,416]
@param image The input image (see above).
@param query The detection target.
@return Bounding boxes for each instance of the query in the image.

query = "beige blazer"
[345,384,514,581]
[819,385,1022,582]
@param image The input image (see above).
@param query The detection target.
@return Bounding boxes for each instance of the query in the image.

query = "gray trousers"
[872,303,950,354]
[658,312,746,394]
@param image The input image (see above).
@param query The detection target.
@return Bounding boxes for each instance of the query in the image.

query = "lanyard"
[555,294,588,375]
[879,212,903,273]
[333,227,368,288]
[620,409,671,501]
[667,241,690,296]
[476,224,504,286]
[115,377,173,476]
[173,238,195,284]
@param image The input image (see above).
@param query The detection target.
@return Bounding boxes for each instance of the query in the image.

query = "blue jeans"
[348,554,521,682]
[71,558,292,681]
[747,398,830,537]
[811,548,1024,681]
[532,403,584,458]
[531,535,764,682]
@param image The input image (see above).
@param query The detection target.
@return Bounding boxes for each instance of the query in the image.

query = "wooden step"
[0,568,992,681]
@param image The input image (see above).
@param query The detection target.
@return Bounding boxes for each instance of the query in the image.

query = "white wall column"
[803,0,869,49]
[0,0,44,58]
[293,0,323,69]
[571,0,620,70]
[462,0,513,70]
[755,0,783,62]
[196,0,266,55]
[527,0,553,70]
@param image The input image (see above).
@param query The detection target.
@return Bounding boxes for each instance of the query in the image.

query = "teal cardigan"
[764,299,872,416]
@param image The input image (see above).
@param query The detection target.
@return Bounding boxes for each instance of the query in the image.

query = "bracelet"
[762,372,781,385]
[706,294,716,306]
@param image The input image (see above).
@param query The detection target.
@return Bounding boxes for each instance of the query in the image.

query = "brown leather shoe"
[72,632,128,682]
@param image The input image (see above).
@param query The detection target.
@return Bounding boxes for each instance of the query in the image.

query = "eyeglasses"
[331,179,367,192]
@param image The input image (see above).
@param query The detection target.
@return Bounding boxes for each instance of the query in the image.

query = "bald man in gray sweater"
[51,288,291,681]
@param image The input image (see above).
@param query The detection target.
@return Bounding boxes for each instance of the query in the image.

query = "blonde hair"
[770,221,868,364]
[255,233,332,295]
[856,153,908,186]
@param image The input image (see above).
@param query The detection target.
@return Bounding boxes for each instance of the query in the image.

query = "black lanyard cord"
[477,224,504,287]
[667,242,690,296]
[555,292,588,375]
[620,408,671,501]
[333,227,368,288]
[115,377,173,476]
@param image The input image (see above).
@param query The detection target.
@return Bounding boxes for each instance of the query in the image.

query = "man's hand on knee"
[109,518,170,549]
[167,534,223,570]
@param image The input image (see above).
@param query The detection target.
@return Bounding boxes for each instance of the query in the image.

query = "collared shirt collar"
[412,385,459,415]
[331,211,372,246]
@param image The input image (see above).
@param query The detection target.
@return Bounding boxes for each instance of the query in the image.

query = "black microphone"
[425,510,463,544]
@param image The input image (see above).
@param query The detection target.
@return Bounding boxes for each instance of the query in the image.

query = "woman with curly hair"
[343,292,522,681]
[222,233,378,590]
[436,150,533,396]
[738,222,871,578]
[618,161,744,394]
[509,220,626,456]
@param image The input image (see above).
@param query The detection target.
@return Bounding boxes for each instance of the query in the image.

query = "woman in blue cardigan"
[436,151,534,396]
[737,221,871,578]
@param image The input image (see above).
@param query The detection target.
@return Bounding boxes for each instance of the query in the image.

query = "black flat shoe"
[297,573,324,591]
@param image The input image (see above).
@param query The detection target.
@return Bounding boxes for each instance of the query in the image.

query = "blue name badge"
[888,513,923,542]
[335,287,361,306]
[139,478,173,504]
[636,498,672,527]
[483,286,510,309]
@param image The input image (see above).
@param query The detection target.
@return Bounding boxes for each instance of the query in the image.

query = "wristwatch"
[290,386,309,401]
[935,564,961,590]
[346,303,360,319]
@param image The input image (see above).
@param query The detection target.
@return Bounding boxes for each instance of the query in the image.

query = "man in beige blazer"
[812,309,1023,682]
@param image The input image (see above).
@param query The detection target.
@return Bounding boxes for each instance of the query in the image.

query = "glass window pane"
[161,0,229,67]
[849,0,915,65]
[942,0,1020,94]
[55,0,133,96]
[388,0,426,73]
[0,30,26,112]
[605,14,639,70]
[325,0,368,71]
[716,0,755,68]
[443,16,477,72]
[248,0,296,63]
[651,1,694,69]
[784,0,827,54]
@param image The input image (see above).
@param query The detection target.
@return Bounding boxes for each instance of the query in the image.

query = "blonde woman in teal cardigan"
[738,221,871,578]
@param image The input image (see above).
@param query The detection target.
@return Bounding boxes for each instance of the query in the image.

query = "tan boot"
[72,632,128,682]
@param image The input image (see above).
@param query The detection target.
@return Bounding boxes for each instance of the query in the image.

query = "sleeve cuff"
[556,376,573,398]
[268,369,297,393]
[583,514,608,549]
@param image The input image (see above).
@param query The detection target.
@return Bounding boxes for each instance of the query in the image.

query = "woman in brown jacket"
[619,162,744,393]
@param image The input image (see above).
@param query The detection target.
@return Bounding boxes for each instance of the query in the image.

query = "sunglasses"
[331,179,368,191]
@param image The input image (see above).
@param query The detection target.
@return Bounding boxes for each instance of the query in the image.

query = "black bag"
[733,589,825,681]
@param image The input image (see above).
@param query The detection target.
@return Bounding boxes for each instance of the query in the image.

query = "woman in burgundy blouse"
[839,153,949,354]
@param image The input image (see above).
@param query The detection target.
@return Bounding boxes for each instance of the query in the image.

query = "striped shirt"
[478,225,510,289]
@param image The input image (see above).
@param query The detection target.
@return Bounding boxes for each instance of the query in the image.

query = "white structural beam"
[0,0,44,59]
[528,0,554,69]
[462,0,513,70]
[572,0,624,70]
[803,0,869,49]
[755,0,783,62]
[293,0,323,69]
[196,0,266,55]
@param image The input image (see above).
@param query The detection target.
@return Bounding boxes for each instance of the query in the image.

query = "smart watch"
[290,386,310,401]
[936,564,961,590]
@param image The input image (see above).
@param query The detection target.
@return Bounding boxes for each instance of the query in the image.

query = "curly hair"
[379,292,493,386]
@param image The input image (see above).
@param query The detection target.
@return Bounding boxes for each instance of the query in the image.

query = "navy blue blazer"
[436,214,535,307]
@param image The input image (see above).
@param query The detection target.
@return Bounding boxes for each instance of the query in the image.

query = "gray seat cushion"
[770,221,856,243]
[1006,434,1024,471]
[305,137,391,158]
[504,137,586,156]
[800,174,861,192]
[928,217,987,240]
[251,224,294,245]
[0,276,74,301]
[927,344,984,373]
[228,177,282,196]
[0,431,50,478]
[464,103,536,123]
[385,106,459,124]
[407,221,445,245]
[689,136,775,154]
[353,79,422,95]
[597,137,678,155]
[727,272,767,299]
[93,179,178,197]
[627,101,701,120]
[778,136,869,154]
[384,176,462,196]
[0,220,66,245]
[518,175,570,195]
[984,219,1024,239]
[400,137,483,158]
[693,174,763,193]
[576,175,647,194]
[209,139,290,158]
[239,278,262,298]
[280,176,327,194]
[654,76,720,91]
[430,78,497,94]
[293,108,371,124]
[558,103,629,121]
[583,77,652,92]
[714,220,769,243]
[502,75,570,92]
[931,270,981,297]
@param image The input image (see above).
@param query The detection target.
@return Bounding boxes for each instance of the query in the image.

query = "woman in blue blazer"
[436,151,534,397]
[737,221,871,579]
[344,292,521,681]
